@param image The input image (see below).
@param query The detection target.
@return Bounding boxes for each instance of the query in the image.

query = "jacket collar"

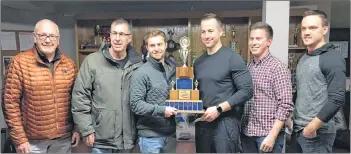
[147,56,176,73]
[33,44,61,64]
[100,42,142,66]
[307,42,335,56]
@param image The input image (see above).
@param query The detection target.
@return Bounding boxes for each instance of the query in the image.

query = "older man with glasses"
[71,18,143,153]
[2,19,80,153]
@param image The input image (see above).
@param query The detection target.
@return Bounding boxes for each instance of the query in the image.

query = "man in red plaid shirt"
[241,22,294,153]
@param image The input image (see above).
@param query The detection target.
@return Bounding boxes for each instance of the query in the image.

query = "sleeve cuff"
[81,129,95,137]
[275,112,290,122]
[155,106,166,116]
[14,137,29,147]
[316,113,329,123]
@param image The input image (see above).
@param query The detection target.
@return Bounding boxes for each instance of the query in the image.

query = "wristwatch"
[216,105,223,113]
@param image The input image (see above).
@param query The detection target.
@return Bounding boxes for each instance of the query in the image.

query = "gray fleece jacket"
[130,57,176,137]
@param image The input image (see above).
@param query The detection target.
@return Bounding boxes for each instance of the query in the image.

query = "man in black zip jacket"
[130,29,177,153]
[193,13,253,153]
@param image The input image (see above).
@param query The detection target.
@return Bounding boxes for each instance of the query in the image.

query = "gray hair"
[111,18,132,34]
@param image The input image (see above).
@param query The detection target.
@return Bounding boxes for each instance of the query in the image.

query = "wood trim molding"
[75,8,309,20]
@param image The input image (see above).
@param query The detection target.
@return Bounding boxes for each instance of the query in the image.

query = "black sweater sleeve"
[317,52,346,123]
[227,52,253,107]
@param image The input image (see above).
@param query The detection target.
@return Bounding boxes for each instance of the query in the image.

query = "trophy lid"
[180,36,190,49]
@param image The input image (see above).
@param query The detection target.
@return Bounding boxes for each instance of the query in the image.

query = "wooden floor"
[176,141,196,153]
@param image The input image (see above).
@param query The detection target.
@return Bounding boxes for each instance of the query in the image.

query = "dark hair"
[249,22,274,39]
[201,13,223,28]
[303,10,328,26]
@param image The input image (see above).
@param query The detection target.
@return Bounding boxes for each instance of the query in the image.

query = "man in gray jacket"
[71,18,143,153]
[130,29,177,153]
[292,10,346,153]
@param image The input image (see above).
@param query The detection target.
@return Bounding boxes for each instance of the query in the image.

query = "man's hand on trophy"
[165,107,178,117]
[203,106,220,122]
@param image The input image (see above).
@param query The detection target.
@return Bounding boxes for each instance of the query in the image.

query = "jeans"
[241,131,285,153]
[286,129,336,153]
[296,130,335,153]
[138,136,176,153]
[195,116,242,153]
[29,135,71,153]
[91,147,133,153]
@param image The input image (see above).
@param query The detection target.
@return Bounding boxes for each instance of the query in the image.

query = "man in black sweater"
[193,13,253,153]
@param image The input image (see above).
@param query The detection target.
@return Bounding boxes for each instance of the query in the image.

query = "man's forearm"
[268,120,284,139]
[305,117,324,131]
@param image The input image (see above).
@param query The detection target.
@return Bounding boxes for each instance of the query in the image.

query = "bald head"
[34,19,59,35]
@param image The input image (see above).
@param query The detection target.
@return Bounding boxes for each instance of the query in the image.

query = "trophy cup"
[229,26,237,53]
[293,24,299,46]
[165,36,204,114]
[167,29,177,52]
[94,25,103,46]
[179,36,190,67]
[289,24,299,48]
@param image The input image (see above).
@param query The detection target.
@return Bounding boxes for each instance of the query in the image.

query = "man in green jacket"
[71,18,143,153]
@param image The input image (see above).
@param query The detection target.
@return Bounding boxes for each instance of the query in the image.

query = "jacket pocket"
[93,109,116,140]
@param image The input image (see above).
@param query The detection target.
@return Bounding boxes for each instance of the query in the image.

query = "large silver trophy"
[179,36,190,67]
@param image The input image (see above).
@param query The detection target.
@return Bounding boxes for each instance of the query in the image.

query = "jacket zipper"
[119,64,133,144]
[49,61,60,136]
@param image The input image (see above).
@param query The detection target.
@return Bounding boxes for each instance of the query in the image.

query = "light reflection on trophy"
[165,36,204,113]
[229,26,237,53]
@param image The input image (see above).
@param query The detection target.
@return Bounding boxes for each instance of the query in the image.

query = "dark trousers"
[287,130,336,153]
[241,131,285,153]
[195,116,242,153]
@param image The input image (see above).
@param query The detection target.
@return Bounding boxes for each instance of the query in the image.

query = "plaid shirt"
[242,53,293,137]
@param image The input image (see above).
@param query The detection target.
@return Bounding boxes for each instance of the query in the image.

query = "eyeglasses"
[110,32,131,38]
[34,33,59,41]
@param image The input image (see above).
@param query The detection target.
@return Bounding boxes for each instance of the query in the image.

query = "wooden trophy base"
[176,67,193,78]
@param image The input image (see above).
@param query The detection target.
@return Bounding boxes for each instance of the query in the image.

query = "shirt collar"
[252,52,271,65]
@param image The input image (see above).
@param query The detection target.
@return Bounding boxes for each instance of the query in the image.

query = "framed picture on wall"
[3,56,13,75]
[330,41,349,58]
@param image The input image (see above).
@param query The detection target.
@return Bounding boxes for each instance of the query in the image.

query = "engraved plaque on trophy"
[165,36,204,114]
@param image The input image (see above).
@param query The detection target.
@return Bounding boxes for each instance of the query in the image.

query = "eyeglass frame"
[110,32,132,38]
[33,33,59,41]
